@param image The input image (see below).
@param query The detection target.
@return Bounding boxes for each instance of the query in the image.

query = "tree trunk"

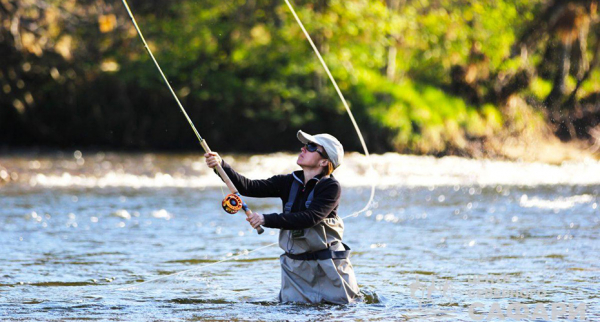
[384,0,403,81]
[545,36,573,110]
[313,0,329,92]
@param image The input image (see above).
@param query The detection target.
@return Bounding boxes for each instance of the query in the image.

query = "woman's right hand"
[204,152,222,169]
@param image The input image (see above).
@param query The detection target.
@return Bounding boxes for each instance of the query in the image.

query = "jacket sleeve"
[262,180,341,230]
[214,160,286,198]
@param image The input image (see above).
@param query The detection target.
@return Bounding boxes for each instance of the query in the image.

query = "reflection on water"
[0,152,599,321]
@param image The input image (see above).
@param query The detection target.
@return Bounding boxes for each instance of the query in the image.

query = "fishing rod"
[120,0,264,234]
[118,0,378,291]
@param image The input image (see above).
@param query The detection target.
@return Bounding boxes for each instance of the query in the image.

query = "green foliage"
[358,69,501,153]
[580,70,600,98]
[529,77,553,100]
[2,0,599,154]
[394,0,543,84]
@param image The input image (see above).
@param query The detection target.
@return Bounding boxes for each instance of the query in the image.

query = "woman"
[205,130,360,304]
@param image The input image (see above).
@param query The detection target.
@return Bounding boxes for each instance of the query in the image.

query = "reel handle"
[201,139,265,235]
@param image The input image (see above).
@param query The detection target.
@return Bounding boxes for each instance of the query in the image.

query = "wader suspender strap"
[283,176,350,261]
[283,179,315,214]
[284,179,314,243]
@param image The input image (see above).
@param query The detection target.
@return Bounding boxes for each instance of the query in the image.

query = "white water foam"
[151,209,173,220]
[31,171,216,189]
[18,153,600,188]
[519,194,595,210]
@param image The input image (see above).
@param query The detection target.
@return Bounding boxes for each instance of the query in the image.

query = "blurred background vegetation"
[1,0,599,156]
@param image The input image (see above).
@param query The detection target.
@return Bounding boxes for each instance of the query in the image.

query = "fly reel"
[222,193,243,214]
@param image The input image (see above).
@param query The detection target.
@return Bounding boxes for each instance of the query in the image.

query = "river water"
[1,151,598,321]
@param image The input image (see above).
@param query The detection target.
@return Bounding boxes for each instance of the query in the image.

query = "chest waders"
[278,177,360,304]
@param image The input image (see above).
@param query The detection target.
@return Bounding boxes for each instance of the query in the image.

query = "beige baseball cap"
[297,130,344,169]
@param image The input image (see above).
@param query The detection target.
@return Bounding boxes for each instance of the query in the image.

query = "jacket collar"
[292,170,327,186]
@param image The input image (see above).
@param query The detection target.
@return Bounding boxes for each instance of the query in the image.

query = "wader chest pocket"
[291,229,305,238]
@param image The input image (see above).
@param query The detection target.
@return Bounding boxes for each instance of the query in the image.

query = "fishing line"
[118,0,378,290]
[284,0,378,218]
[116,242,278,291]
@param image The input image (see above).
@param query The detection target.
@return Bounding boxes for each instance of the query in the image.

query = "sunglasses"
[304,143,327,158]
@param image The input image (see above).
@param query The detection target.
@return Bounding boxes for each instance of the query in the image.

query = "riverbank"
[494,137,597,164]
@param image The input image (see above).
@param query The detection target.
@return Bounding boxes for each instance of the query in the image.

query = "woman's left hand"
[247,212,265,228]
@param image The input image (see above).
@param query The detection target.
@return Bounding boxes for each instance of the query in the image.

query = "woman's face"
[297,144,326,169]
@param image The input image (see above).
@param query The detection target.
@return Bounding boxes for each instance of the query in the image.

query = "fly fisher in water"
[205,130,360,304]
[121,0,372,304]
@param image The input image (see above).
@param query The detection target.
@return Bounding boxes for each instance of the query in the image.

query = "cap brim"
[297,130,317,145]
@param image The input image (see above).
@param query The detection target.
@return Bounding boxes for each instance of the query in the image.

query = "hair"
[320,149,334,176]
[322,162,335,176]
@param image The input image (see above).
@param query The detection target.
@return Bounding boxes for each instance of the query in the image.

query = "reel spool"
[222,193,243,214]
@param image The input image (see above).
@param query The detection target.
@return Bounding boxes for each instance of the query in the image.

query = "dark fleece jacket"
[217,160,341,230]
